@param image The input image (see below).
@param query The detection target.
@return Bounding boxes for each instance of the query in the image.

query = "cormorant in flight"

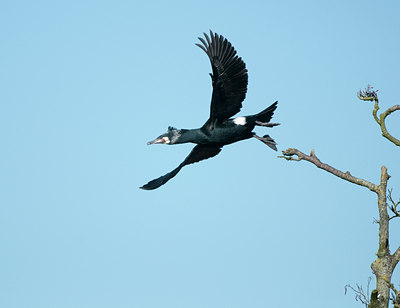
[140,31,279,190]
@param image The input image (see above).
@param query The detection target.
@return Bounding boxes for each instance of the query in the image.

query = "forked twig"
[358,85,400,146]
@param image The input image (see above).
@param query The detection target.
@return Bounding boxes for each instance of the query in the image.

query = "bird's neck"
[174,129,202,144]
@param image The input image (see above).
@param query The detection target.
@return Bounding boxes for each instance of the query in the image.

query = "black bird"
[140,31,279,190]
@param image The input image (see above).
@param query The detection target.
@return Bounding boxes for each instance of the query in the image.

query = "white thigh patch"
[233,116,247,125]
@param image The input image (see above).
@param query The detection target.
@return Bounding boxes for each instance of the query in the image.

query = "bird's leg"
[255,121,280,127]
[253,133,278,151]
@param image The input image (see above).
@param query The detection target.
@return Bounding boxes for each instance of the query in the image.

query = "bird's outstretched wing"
[196,31,248,130]
[140,145,222,190]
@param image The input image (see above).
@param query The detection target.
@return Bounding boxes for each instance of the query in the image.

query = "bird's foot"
[255,121,280,127]
[253,134,277,151]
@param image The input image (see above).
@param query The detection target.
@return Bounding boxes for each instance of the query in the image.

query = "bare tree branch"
[279,148,378,192]
[379,105,400,146]
[358,85,400,146]
[387,189,400,221]
[279,148,396,307]
[345,277,372,307]
[281,87,399,308]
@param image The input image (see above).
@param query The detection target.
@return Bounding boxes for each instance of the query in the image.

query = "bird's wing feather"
[196,31,248,129]
[140,145,222,190]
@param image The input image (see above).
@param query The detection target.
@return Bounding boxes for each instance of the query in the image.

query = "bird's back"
[201,120,254,145]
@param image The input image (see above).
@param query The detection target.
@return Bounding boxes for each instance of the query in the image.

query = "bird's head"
[147,126,182,145]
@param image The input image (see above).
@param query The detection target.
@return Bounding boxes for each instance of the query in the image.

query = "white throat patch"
[233,116,247,126]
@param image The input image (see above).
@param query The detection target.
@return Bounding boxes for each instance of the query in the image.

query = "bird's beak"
[147,138,162,145]
[147,137,165,145]
[147,136,170,145]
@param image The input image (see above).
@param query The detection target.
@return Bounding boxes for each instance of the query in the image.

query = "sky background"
[1,1,400,307]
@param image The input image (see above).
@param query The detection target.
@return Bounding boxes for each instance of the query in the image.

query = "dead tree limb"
[280,86,399,307]
[358,85,400,146]
[387,189,400,221]
[280,148,398,308]
[279,148,377,192]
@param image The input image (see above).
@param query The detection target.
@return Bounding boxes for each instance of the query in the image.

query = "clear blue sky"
[1,1,400,307]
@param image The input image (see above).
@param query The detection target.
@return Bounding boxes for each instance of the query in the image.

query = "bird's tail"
[255,101,278,123]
